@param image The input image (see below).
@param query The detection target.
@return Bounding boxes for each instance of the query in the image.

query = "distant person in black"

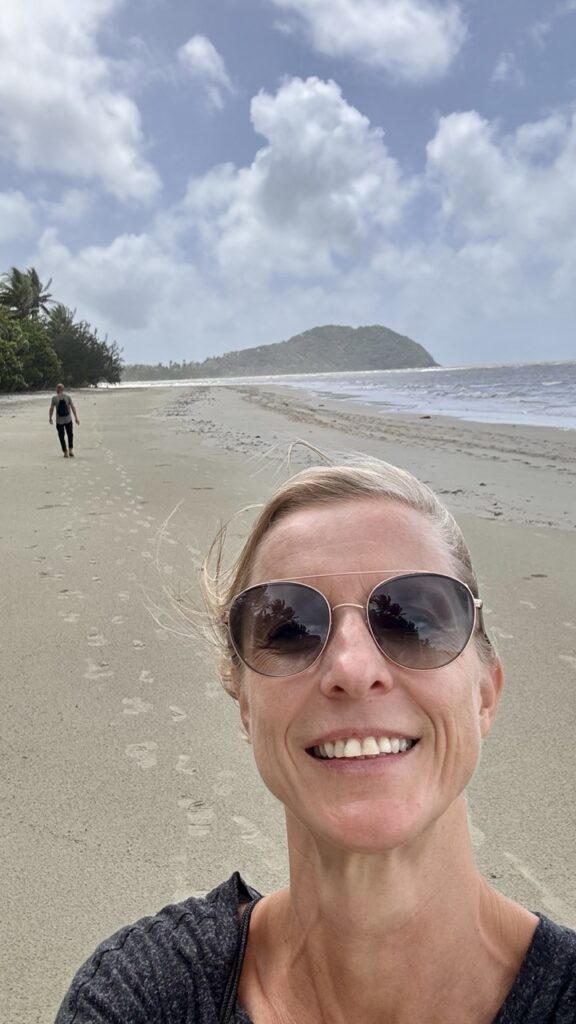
[49,384,80,458]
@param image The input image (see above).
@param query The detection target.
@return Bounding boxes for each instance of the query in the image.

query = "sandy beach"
[1,384,576,1024]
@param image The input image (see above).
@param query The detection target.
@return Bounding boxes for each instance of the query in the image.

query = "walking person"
[49,384,79,458]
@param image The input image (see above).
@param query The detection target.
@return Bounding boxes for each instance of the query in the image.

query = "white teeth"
[315,735,416,759]
[344,738,363,758]
[362,737,380,756]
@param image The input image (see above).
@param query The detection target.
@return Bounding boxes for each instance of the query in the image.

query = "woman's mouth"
[307,735,420,760]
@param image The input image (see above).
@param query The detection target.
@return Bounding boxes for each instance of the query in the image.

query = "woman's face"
[234,498,502,854]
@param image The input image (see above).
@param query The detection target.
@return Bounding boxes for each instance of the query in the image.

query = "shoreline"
[167,384,576,531]
[3,376,575,431]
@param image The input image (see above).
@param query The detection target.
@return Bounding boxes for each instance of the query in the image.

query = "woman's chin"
[295,798,432,856]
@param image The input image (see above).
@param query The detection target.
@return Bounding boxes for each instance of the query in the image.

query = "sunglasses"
[228,571,484,677]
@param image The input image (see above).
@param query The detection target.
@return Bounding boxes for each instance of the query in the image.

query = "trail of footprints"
[32,436,290,900]
[36,441,202,788]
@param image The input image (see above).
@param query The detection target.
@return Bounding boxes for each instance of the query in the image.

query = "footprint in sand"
[169,705,187,722]
[132,639,146,649]
[175,754,197,776]
[87,630,107,647]
[111,615,124,625]
[125,742,158,769]
[84,659,114,681]
[118,592,130,602]
[139,669,154,683]
[232,816,282,861]
[122,696,153,715]
[519,601,536,610]
[58,611,80,624]
[559,655,576,670]
[179,799,214,838]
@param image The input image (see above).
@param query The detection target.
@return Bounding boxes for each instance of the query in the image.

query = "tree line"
[0,266,123,392]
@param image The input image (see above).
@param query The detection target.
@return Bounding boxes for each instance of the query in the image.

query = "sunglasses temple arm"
[474,598,490,640]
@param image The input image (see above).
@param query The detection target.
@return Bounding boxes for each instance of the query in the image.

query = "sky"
[1,0,575,367]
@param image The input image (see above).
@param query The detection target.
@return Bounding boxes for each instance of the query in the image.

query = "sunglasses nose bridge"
[328,602,372,646]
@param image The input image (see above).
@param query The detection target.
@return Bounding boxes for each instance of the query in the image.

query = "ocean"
[117,361,576,430]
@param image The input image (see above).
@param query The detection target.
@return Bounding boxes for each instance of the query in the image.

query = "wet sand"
[1,385,575,1023]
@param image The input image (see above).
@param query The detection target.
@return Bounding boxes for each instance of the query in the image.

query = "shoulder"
[503,915,576,1022]
[55,873,260,1024]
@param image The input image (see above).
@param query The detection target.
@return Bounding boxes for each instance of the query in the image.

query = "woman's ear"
[478,658,504,738]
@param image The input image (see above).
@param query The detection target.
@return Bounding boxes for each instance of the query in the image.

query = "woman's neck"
[242,801,537,1024]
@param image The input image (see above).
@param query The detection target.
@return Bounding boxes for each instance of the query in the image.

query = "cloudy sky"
[1,0,575,366]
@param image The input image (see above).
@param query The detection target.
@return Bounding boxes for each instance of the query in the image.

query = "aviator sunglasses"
[227,571,485,677]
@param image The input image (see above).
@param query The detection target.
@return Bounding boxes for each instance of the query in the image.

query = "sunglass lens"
[229,582,330,676]
[368,574,475,669]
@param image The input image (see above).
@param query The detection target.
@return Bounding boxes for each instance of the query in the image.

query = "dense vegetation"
[123,324,436,381]
[0,266,123,392]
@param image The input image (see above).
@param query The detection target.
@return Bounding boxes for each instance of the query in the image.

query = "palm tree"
[0,266,53,319]
[27,267,53,316]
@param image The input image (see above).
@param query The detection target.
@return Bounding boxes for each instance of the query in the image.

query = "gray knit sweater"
[55,873,576,1023]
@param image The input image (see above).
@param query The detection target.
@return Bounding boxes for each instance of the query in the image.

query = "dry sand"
[1,384,575,1023]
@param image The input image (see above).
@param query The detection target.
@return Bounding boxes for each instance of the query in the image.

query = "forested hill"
[123,325,437,381]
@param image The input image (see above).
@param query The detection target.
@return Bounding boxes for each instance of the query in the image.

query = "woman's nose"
[317,605,396,699]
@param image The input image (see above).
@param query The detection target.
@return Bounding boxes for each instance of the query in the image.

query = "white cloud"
[0,191,37,242]
[426,109,576,254]
[0,0,160,201]
[39,188,94,224]
[178,35,234,110]
[267,0,466,81]
[492,52,525,87]
[23,84,576,367]
[176,77,416,276]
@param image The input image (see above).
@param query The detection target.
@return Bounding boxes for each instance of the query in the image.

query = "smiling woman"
[55,458,576,1023]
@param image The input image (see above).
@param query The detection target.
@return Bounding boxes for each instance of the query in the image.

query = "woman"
[49,383,80,458]
[55,459,576,1022]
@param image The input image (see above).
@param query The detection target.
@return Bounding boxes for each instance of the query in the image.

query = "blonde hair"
[202,457,494,698]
